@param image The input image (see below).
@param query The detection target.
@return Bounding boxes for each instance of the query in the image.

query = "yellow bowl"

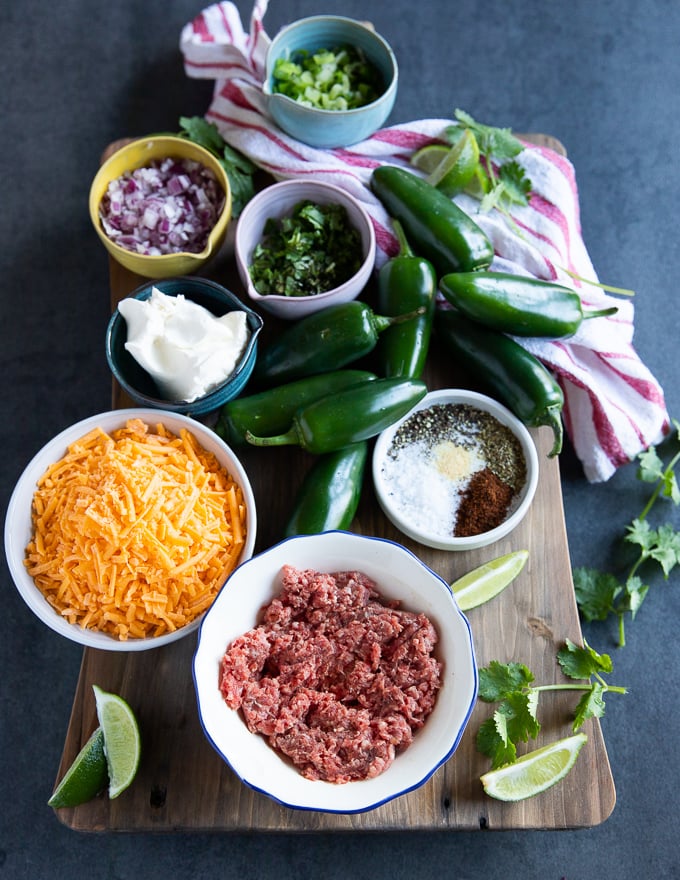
[89,135,232,278]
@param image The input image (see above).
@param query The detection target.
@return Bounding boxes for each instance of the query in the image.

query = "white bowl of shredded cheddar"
[4,409,256,650]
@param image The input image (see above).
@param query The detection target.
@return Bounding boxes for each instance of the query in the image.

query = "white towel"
[180,0,670,482]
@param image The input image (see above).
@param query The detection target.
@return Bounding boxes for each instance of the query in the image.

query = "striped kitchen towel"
[180,0,670,482]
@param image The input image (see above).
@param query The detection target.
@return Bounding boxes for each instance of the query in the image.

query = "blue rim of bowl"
[192,530,478,814]
[106,276,263,415]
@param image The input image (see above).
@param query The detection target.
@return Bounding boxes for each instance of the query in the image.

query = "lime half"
[451,549,528,611]
[48,727,108,808]
[93,685,141,799]
[481,733,588,802]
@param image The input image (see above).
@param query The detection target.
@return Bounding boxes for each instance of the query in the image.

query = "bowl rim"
[234,178,376,307]
[192,530,478,813]
[105,276,264,412]
[263,14,399,118]
[4,408,257,652]
[89,134,232,264]
[372,389,540,552]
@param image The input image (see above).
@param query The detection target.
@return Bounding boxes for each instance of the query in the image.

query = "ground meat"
[219,565,442,784]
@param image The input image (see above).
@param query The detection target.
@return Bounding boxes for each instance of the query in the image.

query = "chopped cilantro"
[248,200,362,297]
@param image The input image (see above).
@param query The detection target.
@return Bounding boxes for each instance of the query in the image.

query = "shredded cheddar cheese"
[24,418,247,640]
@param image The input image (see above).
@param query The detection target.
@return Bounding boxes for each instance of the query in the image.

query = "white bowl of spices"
[372,389,539,551]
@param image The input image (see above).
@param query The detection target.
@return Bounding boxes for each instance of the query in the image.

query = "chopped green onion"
[272,45,383,111]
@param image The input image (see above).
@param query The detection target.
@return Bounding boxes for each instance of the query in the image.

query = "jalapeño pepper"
[376,220,437,378]
[439,271,618,338]
[370,165,494,275]
[245,377,427,454]
[435,308,564,457]
[215,369,377,446]
[252,300,425,388]
[283,442,368,537]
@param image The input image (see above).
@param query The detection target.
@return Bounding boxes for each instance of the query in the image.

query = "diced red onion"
[99,157,225,256]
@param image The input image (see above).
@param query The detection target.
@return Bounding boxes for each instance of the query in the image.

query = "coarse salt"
[380,438,485,537]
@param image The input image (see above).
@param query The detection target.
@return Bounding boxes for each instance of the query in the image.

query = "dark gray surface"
[2,1,679,877]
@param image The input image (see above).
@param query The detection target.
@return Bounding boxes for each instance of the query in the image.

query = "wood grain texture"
[54,134,615,832]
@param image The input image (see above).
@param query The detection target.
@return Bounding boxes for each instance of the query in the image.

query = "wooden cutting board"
[53,134,615,832]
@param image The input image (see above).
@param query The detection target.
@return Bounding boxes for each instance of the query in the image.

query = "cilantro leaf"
[573,566,622,622]
[572,683,607,730]
[637,447,666,484]
[619,575,650,619]
[625,520,680,577]
[557,639,612,680]
[499,691,541,745]
[498,161,532,206]
[477,716,517,768]
[179,115,225,154]
[478,660,534,702]
[625,517,658,554]
[476,693,541,770]
[454,109,523,161]
[648,524,680,576]
[178,116,257,217]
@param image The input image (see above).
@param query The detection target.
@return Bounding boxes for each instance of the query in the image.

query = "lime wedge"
[481,733,588,802]
[451,549,528,611]
[93,685,141,799]
[410,144,452,175]
[48,727,108,808]
[412,129,480,197]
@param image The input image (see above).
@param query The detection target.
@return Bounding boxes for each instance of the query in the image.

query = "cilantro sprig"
[477,641,627,769]
[444,109,533,217]
[178,116,257,217]
[573,418,680,647]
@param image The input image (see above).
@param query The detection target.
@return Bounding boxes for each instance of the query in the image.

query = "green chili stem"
[371,305,427,335]
[391,218,414,258]
[582,306,619,321]
[245,428,299,448]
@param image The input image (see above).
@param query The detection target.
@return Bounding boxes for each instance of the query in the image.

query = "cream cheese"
[118,287,250,402]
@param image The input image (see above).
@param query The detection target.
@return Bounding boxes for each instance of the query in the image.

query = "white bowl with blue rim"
[193,530,477,813]
[263,15,398,148]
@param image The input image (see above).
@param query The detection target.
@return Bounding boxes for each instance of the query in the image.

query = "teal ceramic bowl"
[263,16,398,148]
[106,277,263,416]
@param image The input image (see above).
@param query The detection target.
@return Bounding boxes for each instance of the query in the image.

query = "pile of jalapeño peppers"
[216,164,617,537]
